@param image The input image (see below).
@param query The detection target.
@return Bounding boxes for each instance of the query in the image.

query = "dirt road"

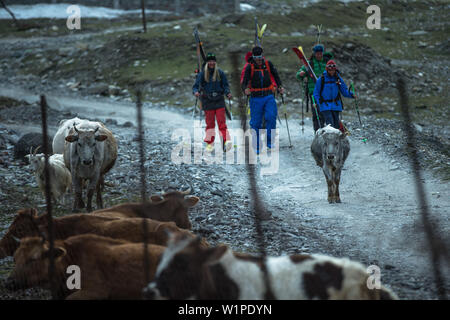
[0,87,448,299]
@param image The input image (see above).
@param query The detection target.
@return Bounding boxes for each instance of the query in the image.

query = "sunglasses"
[253,55,263,59]
[326,65,336,68]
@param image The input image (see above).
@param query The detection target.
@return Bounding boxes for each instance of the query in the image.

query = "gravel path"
[0,89,448,299]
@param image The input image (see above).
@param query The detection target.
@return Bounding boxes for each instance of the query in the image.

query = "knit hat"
[313,44,324,52]
[252,46,263,57]
[206,52,216,61]
[245,51,252,63]
[326,60,337,69]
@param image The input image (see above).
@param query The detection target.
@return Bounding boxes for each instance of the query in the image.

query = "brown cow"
[91,190,199,229]
[38,213,209,247]
[0,209,208,259]
[5,234,165,299]
[0,208,42,260]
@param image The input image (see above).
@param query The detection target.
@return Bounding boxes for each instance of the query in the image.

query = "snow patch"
[240,3,255,12]
[0,4,170,20]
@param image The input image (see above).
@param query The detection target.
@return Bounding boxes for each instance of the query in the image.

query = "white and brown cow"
[144,234,398,300]
[311,125,350,203]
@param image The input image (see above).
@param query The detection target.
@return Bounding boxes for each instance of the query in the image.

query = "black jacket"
[241,59,282,98]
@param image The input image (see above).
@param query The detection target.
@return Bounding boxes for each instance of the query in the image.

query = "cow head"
[65,125,107,166]
[151,189,199,229]
[320,126,345,163]
[5,237,66,291]
[143,233,227,300]
[0,208,43,259]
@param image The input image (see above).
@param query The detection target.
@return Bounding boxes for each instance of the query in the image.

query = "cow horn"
[29,146,33,157]
[180,188,191,195]
[12,236,21,244]
[34,145,41,155]
[73,123,79,133]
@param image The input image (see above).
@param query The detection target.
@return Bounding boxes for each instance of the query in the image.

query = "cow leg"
[72,177,85,212]
[326,177,334,203]
[96,180,103,209]
[86,188,94,212]
[335,170,342,203]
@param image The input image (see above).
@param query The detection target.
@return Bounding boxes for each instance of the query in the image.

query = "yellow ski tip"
[298,46,305,54]
[258,24,267,38]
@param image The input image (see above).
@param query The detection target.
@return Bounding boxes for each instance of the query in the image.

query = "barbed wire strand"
[40,95,58,299]
[229,51,274,299]
[136,90,151,290]
[397,77,448,300]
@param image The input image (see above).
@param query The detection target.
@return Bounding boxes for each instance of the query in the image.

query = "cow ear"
[95,135,108,141]
[184,196,199,208]
[65,135,78,142]
[42,246,66,259]
[150,195,164,203]
[204,245,227,264]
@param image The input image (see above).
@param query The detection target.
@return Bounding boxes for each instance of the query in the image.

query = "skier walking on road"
[193,53,233,153]
[296,44,333,132]
[241,46,284,154]
[313,60,355,130]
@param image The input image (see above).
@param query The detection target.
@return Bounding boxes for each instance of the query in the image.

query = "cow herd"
[0,117,397,299]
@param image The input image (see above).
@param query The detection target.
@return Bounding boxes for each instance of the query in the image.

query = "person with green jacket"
[296,44,333,132]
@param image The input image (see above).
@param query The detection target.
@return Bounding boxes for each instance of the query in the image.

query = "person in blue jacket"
[313,60,355,130]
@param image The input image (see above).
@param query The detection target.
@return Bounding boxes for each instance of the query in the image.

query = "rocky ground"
[0,0,448,300]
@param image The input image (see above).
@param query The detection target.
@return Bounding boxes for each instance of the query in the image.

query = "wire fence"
[397,78,448,300]
[5,71,448,300]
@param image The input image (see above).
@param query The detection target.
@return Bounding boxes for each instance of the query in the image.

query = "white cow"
[52,117,104,154]
[64,122,117,212]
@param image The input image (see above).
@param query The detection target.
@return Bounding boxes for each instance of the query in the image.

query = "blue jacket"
[313,71,354,112]
[192,68,230,97]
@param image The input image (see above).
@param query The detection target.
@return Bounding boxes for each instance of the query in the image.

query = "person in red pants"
[193,53,232,152]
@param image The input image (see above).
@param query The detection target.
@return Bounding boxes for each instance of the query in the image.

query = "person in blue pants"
[313,60,355,129]
[241,46,284,154]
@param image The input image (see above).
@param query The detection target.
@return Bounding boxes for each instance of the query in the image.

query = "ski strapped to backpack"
[292,46,318,82]
[254,17,267,47]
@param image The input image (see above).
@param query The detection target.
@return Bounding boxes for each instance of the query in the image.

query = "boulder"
[14,133,53,161]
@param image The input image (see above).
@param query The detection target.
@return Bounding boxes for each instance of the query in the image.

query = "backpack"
[319,71,344,109]
[248,60,277,93]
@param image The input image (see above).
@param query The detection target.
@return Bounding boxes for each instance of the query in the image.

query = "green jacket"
[296,52,333,94]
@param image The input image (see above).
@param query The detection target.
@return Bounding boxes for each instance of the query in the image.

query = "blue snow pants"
[249,94,277,153]
[321,110,340,129]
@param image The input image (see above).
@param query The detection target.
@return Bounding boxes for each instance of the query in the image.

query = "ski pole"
[350,82,362,127]
[299,84,304,133]
[281,93,292,148]
[228,98,233,122]
[311,96,322,129]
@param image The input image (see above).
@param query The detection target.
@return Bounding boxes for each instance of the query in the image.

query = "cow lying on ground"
[0,208,208,259]
[311,125,350,203]
[0,209,41,260]
[5,234,165,299]
[91,189,199,229]
[144,234,398,300]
